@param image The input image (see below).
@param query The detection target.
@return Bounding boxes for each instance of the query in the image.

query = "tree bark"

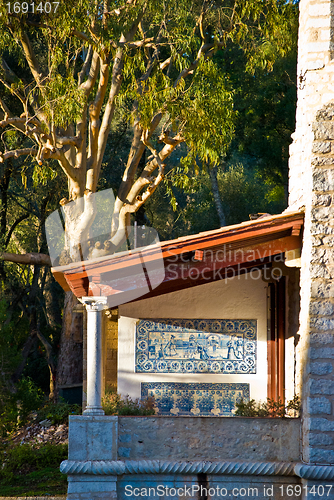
[209,165,226,227]
[55,292,84,397]
[1,252,51,266]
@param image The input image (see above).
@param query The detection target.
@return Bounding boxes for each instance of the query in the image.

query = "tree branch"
[0,76,26,106]
[1,252,51,266]
[79,50,100,97]
[91,48,124,191]
[0,148,37,163]
[86,57,110,180]
[5,214,30,248]
[173,42,224,88]
[52,149,80,182]
[111,111,163,239]
[78,46,93,86]
[19,31,46,90]
[0,116,41,130]
[88,5,147,191]
[125,133,183,204]
[55,134,82,149]
[126,38,155,48]
[70,29,92,44]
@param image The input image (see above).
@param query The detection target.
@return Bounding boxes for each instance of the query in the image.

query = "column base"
[83,406,105,416]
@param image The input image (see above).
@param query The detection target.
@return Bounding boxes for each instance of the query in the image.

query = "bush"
[0,442,68,485]
[235,395,301,418]
[0,377,44,436]
[102,389,155,416]
[36,398,81,425]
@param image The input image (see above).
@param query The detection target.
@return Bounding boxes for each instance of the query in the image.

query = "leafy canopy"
[0,0,297,175]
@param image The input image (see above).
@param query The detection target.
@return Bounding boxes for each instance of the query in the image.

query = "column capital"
[81,296,108,312]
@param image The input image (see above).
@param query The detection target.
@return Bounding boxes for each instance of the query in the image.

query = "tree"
[0,151,65,398]
[0,0,297,394]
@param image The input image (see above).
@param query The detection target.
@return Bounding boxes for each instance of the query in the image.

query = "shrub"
[36,399,81,425]
[235,395,301,418]
[102,389,155,416]
[0,442,68,485]
[0,377,44,436]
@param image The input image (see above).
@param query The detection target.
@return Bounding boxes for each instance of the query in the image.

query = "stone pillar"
[288,0,334,494]
[65,415,118,500]
[82,296,107,416]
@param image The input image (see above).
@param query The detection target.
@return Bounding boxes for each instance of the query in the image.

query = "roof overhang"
[52,210,304,304]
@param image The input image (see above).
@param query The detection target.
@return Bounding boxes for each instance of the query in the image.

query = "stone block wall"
[63,415,302,500]
[299,105,334,464]
[117,416,301,462]
[288,0,334,469]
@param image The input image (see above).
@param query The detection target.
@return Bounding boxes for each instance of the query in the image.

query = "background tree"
[0,0,297,397]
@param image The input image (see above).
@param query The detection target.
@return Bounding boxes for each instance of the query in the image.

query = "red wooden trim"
[277,277,286,403]
[60,236,300,297]
[52,213,303,295]
[268,283,276,401]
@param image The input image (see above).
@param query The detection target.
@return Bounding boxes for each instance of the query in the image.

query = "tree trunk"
[55,292,84,399]
[209,165,226,227]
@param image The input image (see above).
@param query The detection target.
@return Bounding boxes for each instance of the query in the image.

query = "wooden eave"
[51,210,304,301]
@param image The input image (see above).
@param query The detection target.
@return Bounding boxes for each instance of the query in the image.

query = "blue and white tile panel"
[136,319,257,374]
[141,382,250,416]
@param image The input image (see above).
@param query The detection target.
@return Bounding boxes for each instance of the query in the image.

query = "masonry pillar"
[64,296,119,500]
[289,0,334,493]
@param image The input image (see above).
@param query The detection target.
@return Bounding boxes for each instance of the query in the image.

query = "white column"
[82,296,107,416]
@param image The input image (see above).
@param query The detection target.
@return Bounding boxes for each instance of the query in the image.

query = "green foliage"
[235,395,301,418]
[175,60,234,165]
[0,301,44,435]
[1,392,80,437]
[15,378,45,423]
[0,379,44,436]
[0,442,67,493]
[32,163,57,187]
[286,394,302,413]
[217,161,286,223]
[102,388,155,416]
[148,155,286,241]
[44,75,86,129]
[36,399,81,425]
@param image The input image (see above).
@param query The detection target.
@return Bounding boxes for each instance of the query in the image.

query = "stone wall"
[117,416,301,462]
[288,0,334,470]
[298,104,334,464]
[63,415,302,500]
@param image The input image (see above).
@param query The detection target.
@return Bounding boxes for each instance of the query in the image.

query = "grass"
[0,443,68,496]
[0,393,155,497]
[0,468,67,496]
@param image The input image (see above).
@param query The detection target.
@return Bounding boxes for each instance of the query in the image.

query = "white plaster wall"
[118,273,268,403]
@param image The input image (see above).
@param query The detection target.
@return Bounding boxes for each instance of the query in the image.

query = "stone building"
[53,0,334,498]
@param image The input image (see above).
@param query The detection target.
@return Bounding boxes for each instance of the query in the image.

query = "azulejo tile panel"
[136,319,257,374]
[141,382,250,416]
